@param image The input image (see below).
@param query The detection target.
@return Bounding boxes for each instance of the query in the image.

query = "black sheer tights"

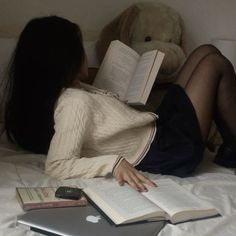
[175,44,236,148]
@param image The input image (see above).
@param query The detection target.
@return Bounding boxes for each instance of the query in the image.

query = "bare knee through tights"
[176,44,221,88]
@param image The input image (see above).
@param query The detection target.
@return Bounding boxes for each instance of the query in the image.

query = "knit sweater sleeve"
[45,97,123,179]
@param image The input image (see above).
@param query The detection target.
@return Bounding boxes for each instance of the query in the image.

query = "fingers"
[130,172,148,192]
[117,178,125,186]
[125,173,147,192]
[137,173,157,187]
[113,159,157,192]
[115,173,140,191]
[117,170,156,192]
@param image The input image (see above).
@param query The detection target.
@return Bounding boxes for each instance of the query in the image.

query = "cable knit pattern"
[45,83,157,179]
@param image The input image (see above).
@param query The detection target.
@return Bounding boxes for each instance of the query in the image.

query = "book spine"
[23,199,87,211]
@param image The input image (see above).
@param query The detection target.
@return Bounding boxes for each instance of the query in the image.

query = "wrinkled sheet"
[0,138,235,236]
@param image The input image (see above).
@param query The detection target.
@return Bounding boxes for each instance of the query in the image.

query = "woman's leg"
[175,45,236,166]
[176,44,221,88]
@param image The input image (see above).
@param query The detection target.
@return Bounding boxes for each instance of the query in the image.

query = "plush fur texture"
[96,2,186,82]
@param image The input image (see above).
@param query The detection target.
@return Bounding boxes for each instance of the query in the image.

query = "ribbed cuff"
[112,155,125,174]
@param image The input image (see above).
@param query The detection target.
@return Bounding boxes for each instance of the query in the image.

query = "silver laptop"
[17,203,165,236]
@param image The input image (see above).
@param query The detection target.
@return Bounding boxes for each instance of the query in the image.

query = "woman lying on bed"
[2,16,236,192]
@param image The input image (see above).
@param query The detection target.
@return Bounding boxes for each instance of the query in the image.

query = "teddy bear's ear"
[118,5,139,45]
[96,5,139,63]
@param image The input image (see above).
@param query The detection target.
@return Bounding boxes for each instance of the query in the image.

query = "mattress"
[0,131,236,236]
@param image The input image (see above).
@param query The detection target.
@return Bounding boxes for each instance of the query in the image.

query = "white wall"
[0,0,236,54]
[160,0,236,53]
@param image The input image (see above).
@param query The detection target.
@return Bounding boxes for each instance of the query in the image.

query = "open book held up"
[93,40,165,105]
[83,179,219,225]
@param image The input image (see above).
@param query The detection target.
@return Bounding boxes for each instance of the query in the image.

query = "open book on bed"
[83,179,219,225]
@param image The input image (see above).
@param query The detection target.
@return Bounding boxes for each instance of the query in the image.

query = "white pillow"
[0,38,16,82]
[0,38,16,122]
[84,41,99,68]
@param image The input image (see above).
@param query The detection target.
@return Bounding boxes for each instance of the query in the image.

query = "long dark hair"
[3,16,85,154]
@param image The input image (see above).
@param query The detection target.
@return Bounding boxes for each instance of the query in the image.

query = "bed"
[0,130,236,236]
[0,38,236,236]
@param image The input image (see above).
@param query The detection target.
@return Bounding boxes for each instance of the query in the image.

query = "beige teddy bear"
[96,1,186,83]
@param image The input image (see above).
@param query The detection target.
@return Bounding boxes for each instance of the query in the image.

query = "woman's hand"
[113,159,157,192]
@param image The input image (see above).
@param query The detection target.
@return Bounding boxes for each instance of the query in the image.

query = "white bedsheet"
[0,138,236,236]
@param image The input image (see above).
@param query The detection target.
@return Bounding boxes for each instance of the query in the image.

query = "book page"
[142,179,218,223]
[83,181,165,224]
[140,51,165,104]
[93,40,140,101]
[126,50,157,104]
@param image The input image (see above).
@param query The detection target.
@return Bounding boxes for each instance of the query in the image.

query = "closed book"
[16,187,87,211]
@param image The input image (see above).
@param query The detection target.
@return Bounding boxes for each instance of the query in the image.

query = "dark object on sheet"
[214,143,236,168]
[55,186,82,200]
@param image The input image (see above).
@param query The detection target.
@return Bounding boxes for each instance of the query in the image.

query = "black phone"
[55,186,82,200]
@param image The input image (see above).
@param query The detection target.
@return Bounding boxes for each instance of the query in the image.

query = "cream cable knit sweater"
[45,83,157,179]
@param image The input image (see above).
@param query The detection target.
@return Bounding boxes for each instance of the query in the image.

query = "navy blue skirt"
[136,84,204,177]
